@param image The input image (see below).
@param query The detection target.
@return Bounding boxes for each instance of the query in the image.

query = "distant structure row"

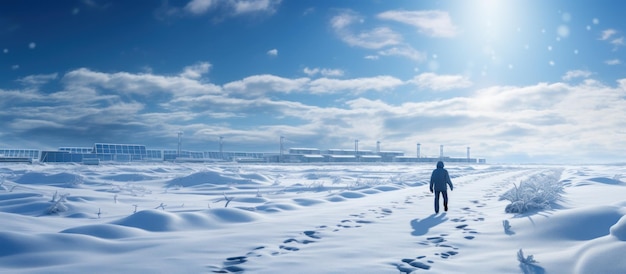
[0,143,486,164]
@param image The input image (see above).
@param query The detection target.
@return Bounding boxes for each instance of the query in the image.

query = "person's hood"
[436,161,444,169]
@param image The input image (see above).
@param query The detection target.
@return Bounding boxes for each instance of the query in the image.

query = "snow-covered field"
[1,163,625,274]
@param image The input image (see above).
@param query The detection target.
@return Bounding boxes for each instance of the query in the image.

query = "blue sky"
[1,0,625,163]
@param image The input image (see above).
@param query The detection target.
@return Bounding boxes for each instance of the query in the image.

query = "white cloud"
[18,73,59,86]
[377,10,458,38]
[267,48,278,56]
[232,0,279,15]
[605,59,621,65]
[11,65,19,70]
[600,29,617,40]
[409,73,472,91]
[4,63,626,163]
[63,67,221,97]
[180,62,212,79]
[364,55,379,60]
[28,42,36,49]
[611,37,625,48]
[303,67,344,77]
[3,48,7,53]
[342,27,402,49]
[308,76,403,94]
[562,70,592,81]
[331,11,402,49]
[184,0,214,15]
[223,74,309,97]
[378,46,426,62]
[184,0,280,16]
[330,11,360,29]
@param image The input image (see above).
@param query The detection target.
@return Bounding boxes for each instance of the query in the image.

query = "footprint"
[279,245,299,251]
[224,256,247,265]
[426,236,445,244]
[303,230,321,239]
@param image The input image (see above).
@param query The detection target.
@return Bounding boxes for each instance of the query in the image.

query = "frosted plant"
[47,192,70,214]
[503,220,511,231]
[155,202,167,210]
[500,169,563,213]
[517,248,543,274]
[517,248,536,264]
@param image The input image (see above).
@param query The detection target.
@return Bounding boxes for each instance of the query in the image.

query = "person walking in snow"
[429,161,454,214]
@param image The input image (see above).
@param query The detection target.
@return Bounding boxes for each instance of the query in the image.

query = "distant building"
[3,142,485,164]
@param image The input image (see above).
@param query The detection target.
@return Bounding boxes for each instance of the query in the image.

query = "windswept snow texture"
[1,163,626,273]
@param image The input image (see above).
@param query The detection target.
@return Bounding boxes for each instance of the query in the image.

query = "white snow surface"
[1,163,625,274]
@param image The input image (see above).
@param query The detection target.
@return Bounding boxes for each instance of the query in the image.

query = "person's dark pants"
[434,190,448,213]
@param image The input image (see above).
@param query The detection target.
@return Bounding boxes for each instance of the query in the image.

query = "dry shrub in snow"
[47,190,70,214]
[500,169,563,214]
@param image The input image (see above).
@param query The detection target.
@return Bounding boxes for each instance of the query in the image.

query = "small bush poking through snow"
[517,248,537,264]
[47,191,70,214]
[500,169,563,214]
[518,249,544,274]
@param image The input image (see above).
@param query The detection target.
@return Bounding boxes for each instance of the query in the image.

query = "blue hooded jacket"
[430,161,453,192]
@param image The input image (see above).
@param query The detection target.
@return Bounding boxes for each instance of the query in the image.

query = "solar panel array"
[0,149,40,159]
[93,143,147,155]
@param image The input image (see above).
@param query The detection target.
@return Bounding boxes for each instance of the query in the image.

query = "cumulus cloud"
[184,0,215,15]
[377,10,458,38]
[184,0,280,16]
[378,46,426,62]
[600,29,617,40]
[267,48,278,56]
[409,73,472,91]
[232,0,279,15]
[180,62,212,79]
[605,59,621,65]
[303,67,344,77]
[562,70,592,81]
[223,74,309,97]
[2,63,626,163]
[308,75,403,94]
[18,73,59,86]
[331,11,402,49]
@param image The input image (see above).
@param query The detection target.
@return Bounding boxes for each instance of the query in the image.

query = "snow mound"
[589,177,624,185]
[15,172,83,187]
[112,209,261,231]
[292,198,326,206]
[112,208,258,232]
[338,191,366,198]
[235,197,269,204]
[165,170,261,188]
[531,206,623,241]
[610,215,626,241]
[326,196,346,202]
[113,210,183,232]
[207,208,261,223]
[374,185,401,191]
[255,202,299,212]
[102,173,157,182]
[61,224,147,239]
